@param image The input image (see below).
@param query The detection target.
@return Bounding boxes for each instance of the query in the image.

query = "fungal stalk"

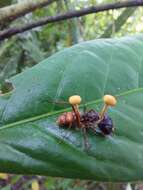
[68,95,82,128]
[99,95,117,120]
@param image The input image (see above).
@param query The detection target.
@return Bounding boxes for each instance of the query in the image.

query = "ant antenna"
[68,95,82,128]
[47,100,69,105]
[99,95,117,120]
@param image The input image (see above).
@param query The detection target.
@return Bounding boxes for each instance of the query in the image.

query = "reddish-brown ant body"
[57,111,77,128]
[53,95,117,149]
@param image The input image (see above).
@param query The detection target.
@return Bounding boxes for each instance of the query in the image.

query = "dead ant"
[51,95,117,150]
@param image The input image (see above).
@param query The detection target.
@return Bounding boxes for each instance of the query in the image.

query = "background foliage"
[0,0,143,189]
[0,0,143,85]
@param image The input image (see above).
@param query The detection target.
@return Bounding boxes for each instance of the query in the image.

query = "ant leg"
[58,122,73,145]
[62,122,73,139]
[89,125,105,137]
[82,127,89,151]
[68,121,72,129]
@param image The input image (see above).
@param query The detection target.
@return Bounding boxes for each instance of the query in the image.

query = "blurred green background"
[0,0,143,189]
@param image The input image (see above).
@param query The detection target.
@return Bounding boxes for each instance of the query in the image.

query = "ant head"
[98,114,114,135]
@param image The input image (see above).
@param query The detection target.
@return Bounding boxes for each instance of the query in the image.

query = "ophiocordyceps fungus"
[99,95,117,120]
[68,95,82,127]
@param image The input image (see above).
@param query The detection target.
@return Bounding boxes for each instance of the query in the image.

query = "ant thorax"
[80,109,99,127]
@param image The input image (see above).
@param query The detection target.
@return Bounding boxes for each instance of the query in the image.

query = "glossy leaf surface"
[0,35,143,182]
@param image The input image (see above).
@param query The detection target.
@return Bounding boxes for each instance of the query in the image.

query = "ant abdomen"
[57,112,76,127]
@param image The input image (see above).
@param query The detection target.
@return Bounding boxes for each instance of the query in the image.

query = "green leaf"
[0,34,143,182]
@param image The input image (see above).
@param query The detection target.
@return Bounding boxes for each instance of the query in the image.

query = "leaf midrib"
[1,87,143,131]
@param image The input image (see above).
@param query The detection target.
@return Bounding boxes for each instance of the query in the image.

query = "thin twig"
[0,0,143,41]
[0,0,57,23]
